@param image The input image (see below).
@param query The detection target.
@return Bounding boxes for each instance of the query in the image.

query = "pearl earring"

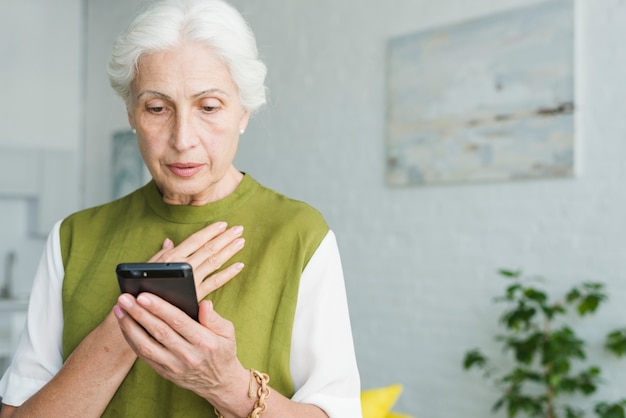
[132,128,137,134]
[240,129,245,135]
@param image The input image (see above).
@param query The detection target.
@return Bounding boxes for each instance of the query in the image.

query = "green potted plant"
[463,269,626,418]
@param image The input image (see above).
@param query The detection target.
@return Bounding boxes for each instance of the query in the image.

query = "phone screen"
[116,262,199,321]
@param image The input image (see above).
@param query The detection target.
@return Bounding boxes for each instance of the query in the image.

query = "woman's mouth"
[166,163,203,178]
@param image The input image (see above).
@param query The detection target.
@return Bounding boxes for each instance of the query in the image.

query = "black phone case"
[116,262,199,321]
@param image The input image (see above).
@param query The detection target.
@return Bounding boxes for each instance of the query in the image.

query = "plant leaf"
[502,284,523,302]
[501,303,537,331]
[503,332,543,364]
[566,287,581,303]
[606,329,626,358]
[463,349,487,370]
[499,269,522,279]
[564,405,585,418]
[595,401,626,418]
[523,288,548,305]
[576,283,607,316]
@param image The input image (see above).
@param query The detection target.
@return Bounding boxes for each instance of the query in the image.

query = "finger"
[135,292,205,347]
[197,262,244,300]
[198,300,235,339]
[147,238,175,262]
[187,226,244,273]
[164,222,229,260]
[193,236,245,283]
[117,293,191,358]
[114,294,175,360]
[114,296,195,382]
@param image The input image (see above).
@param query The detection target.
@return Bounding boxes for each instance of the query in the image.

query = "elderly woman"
[0,0,361,417]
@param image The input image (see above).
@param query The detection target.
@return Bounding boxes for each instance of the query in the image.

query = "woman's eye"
[148,106,165,114]
[200,99,221,113]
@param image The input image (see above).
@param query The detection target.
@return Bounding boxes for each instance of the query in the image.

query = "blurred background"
[2,0,626,416]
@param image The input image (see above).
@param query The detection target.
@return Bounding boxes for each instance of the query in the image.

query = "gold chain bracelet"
[214,369,271,418]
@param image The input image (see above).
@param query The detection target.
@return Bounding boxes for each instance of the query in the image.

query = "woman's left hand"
[114,295,251,409]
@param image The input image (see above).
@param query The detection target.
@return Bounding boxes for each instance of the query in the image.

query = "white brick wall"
[228,0,626,416]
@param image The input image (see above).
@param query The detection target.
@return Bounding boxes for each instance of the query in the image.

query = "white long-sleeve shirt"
[0,221,362,417]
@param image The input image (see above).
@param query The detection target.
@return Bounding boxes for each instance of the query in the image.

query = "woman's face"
[127,42,250,205]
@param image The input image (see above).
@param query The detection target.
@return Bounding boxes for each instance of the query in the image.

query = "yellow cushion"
[361,384,404,418]
[386,412,414,418]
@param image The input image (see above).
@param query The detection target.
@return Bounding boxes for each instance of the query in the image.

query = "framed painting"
[386,0,574,186]
[112,129,146,199]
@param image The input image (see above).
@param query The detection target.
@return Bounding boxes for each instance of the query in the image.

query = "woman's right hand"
[147,221,245,300]
[112,222,249,412]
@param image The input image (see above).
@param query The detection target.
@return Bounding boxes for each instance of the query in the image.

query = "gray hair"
[107,0,267,113]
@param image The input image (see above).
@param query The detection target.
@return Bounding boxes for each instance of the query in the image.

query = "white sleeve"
[290,230,362,417]
[0,221,65,406]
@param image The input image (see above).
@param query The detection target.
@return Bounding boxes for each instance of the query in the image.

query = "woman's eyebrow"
[136,89,229,100]
[192,88,229,98]
[137,90,169,100]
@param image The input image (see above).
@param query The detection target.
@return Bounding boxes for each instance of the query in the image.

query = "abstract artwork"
[386,0,574,186]
[112,130,146,199]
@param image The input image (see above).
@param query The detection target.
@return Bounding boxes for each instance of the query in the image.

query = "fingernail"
[163,238,174,249]
[118,294,133,308]
[137,293,152,306]
[234,262,244,271]
[113,305,125,319]
[216,221,228,231]
[235,238,245,249]
[232,225,244,235]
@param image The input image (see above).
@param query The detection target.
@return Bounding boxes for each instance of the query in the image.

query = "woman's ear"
[127,109,136,131]
[239,110,250,134]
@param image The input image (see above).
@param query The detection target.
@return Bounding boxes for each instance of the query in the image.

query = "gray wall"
[0,0,82,373]
[0,0,82,281]
[0,0,82,151]
[224,0,626,415]
[3,0,626,416]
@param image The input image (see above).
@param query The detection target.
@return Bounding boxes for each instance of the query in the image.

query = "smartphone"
[116,262,199,321]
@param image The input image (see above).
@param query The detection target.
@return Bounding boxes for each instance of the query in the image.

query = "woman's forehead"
[132,43,236,97]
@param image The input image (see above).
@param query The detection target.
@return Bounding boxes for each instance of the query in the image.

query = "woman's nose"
[170,113,197,151]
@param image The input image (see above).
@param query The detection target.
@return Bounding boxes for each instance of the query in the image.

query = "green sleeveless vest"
[59,174,328,417]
